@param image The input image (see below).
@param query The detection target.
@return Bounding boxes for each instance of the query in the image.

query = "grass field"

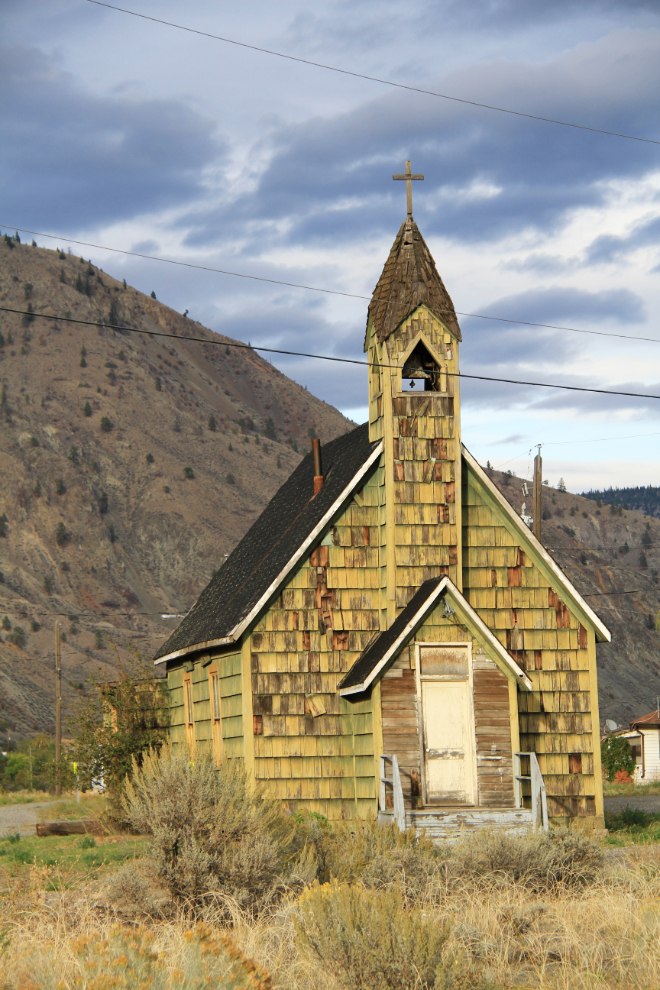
[603,779,660,798]
[0,831,148,887]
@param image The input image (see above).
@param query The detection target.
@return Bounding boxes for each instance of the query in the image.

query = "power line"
[2,306,660,403]
[5,224,660,348]
[84,1,660,147]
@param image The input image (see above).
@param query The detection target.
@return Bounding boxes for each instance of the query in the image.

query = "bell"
[402,354,430,380]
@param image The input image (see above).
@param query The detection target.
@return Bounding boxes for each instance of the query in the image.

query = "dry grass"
[2,842,660,989]
[603,779,660,798]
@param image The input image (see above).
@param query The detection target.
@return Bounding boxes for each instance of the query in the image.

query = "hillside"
[487,465,660,729]
[0,237,353,734]
[582,485,660,518]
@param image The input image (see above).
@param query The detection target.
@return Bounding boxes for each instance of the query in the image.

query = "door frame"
[414,641,477,807]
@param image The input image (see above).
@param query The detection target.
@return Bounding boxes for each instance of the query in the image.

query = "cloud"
[182,28,660,251]
[474,285,646,326]
[0,44,223,229]
[585,214,660,264]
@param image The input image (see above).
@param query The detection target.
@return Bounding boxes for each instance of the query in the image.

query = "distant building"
[616,710,660,783]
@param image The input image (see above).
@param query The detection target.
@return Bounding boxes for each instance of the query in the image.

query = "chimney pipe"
[312,438,323,495]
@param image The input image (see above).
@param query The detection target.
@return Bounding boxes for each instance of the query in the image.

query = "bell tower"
[365,169,463,624]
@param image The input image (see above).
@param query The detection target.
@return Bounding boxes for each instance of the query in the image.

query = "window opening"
[209,667,223,765]
[183,672,195,752]
[401,340,441,392]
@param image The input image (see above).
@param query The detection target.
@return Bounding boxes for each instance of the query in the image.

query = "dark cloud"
[586,214,660,264]
[183,29,660,252]
[0,44,223,229]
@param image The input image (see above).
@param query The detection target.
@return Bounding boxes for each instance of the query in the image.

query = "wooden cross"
[393,160,424,219]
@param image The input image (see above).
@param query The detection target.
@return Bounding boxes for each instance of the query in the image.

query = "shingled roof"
[630,710,660,729]
[365,219,462,348]
[154,423,381,664]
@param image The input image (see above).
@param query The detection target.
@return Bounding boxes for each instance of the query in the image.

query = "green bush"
[155,377,162,391]
[151,290,157,299]
[84,400,92,416]
[55,522,69,546]
[33,479,42,497]
[295,882,467,990]
[1,616,10,631]
[100,416,113,432]
[601,735,635,781]
[226,473,235,485]
[23,282,33,299]
[146,453,154,464]
[208,415,216,431]
[114,746,315,917]
[43,575,53,594]
[8,626,26,649]
[56,479,66,495]
[183,466,194,479]
[98,492,108,514]
[264,416,277,440]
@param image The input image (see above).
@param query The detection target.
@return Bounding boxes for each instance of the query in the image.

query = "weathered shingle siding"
[462,460,604,822]
[249,465,383,819]
[168,651,244,759]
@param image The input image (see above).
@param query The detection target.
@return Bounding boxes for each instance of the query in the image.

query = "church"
[154,166,610,836]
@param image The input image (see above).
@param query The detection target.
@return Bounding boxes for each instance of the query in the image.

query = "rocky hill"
[487,464,660,729]
[0,237,353,734]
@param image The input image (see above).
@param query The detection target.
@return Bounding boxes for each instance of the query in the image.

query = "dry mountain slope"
[488,465,660,729]
[0,236,353,733]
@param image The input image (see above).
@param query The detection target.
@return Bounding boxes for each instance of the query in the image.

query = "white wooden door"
[419,646,475,805]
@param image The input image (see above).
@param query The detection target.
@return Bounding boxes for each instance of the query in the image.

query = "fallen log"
[36,820,105,837]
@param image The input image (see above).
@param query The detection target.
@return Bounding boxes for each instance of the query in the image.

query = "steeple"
[365,220,462,349]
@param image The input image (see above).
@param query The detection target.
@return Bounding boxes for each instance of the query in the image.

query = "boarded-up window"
[182,671,195,752]
[208,666,223,765]
[568,753,582,774]
[419,647,468,678]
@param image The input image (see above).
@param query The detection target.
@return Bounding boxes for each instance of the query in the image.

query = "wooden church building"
[155,174,610,835]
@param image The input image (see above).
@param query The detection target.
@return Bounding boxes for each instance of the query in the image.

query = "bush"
[69,445,79,464]
[84,400,92,416]
[295,882,466,990]
[21,923,272,990]
[183,466,194,479]
[94,629,104,650]
[23,282,33,299]
[0,513,7,537]
[146,452,154,463]
[55,522,69,546]
[448,828,603,892]
[115,746,315,917]
[602,735,635,781]
[43,575,53,594]
[226,473,235,485]
[8,626,26,649]
[155,377,162,391]
[100,416,113,432]
[56,479,66,495]
[151,290,157,299]
[264,416,277,441]
[208,415,216,431]
[321,818,447,904]
[98,491,108,514]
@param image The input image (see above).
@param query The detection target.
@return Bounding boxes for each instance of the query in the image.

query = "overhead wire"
[4,224,660,348]
[2,306,660,403]
[83,0,660,147]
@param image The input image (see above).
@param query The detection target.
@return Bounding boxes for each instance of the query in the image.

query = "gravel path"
[0,801,52,838]
[604,795,660,814]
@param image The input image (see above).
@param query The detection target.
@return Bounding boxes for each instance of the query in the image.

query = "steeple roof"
[366,219,462,347]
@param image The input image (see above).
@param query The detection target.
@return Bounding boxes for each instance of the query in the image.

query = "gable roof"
[630,710,660,729]
[338,576,532,696]
[462,446,611,644]
[154,423,382,664]
[365,220,462,348]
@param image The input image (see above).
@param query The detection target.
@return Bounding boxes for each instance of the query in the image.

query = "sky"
[2,0,660,493]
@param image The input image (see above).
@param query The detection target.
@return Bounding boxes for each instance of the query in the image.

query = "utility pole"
[532,446,543,542]
[55,620,62,797]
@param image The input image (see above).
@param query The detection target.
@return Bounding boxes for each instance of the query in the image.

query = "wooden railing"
[379,754,406,831]
[514,751,549,832]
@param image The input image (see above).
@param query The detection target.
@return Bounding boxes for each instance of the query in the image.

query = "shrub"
[31,620,40,632]
[562,525,575,538]
[55,522,69,546]
[295,882,464,990]
[1,616,10,631]
[84,400,92,416]
[94,629,104,650]
[0,513,7,537]
[115,746,314,917]
[8,626,26,649]
[208,415,216,431]
[321,818,447,904]
[69,445,79,464]
[43,575,53,594]
[264,416,276,441]
[98,492,108,514]
[155,377,162,391]
[23,282,33,299]
[183,466,194,479]
[151,290,157,299]
[601,735,635,781]
[228,442,233,452]
[56,479,66,495]
[108,523,116,543]
[22,303,35,325]
[163,485,170,493]
[30,435,39,447]
[448,828,603,892]
[146,452,154,463]
[640,552,648,569]
[226,473,235,485]
[100,416,113,432]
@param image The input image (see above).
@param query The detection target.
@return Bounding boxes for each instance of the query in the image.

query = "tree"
[208,414,216,431]
[150,290,157,299]
[33,479,42,497]
[264,416,277,441]
[67,647,169,813]
[56,479,66,495]
[557,478,567,492]
[55,522,69,546]
[601,735,635,781]
[84,401,92,417]
[100,416,113,433]
[184,466,195,479]
[98,492,108,514]
[146,453,154,464]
